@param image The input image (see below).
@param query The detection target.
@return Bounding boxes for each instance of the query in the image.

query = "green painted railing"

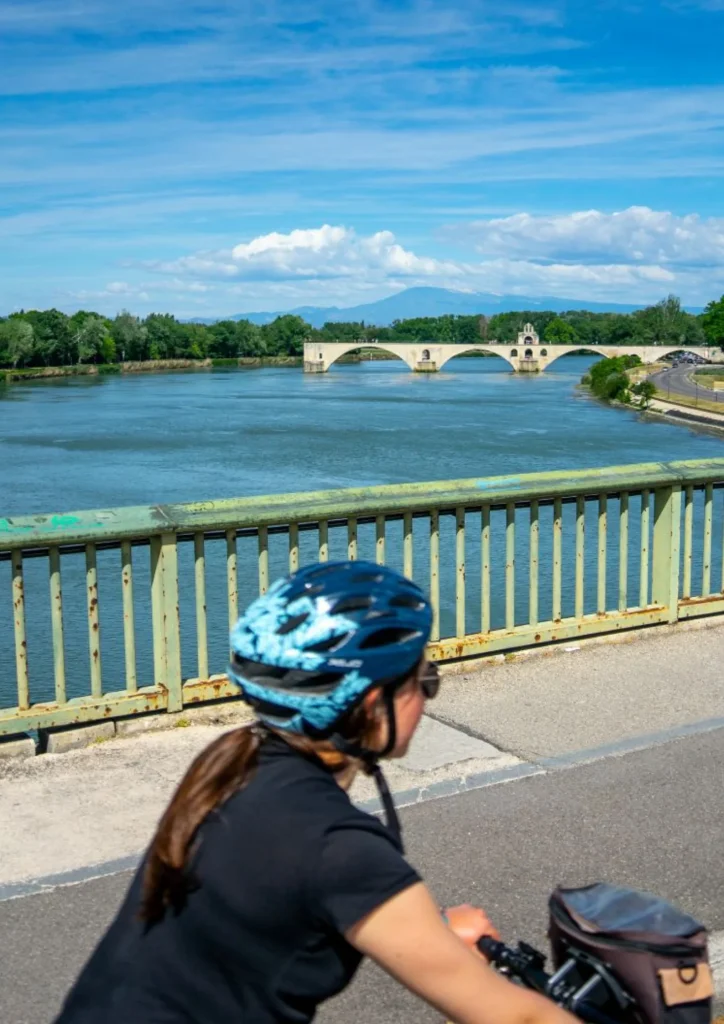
[2,459,724,738]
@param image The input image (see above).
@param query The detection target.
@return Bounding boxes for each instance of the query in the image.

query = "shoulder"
[311,811,421,934]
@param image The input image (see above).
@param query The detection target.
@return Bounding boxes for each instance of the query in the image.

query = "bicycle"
[478,935,629,1024]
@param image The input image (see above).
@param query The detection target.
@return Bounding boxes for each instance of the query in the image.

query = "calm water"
[2,356,721,516]
[1,356,722,711]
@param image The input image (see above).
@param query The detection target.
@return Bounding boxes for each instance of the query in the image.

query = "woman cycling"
[57,560,577,1024]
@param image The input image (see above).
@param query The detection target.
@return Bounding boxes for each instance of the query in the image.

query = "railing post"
[150,537,165,689]
[162,532,183,712]
[150,532,183,712]
[652,485,682,622]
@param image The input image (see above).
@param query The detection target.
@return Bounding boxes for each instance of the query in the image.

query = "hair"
[139,699,382,927]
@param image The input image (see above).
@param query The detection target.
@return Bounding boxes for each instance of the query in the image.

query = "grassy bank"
[0,364,121,383]
[653,390,724,416]
[0,356,311,384]
[693,367,724,391]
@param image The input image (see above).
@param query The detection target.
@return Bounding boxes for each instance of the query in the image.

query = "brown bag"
[548,884,712,1024]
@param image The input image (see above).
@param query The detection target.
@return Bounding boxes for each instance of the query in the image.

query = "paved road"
[654,365,724,405]
[2,727,723,1024]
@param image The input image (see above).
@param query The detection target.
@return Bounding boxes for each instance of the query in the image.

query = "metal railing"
[2,458,724,737]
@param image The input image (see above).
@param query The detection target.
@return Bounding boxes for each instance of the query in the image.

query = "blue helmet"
[228,560,432,736]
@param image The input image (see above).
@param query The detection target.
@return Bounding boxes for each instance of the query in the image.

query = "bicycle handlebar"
[478,938,550,994]
[478,938,625,1024]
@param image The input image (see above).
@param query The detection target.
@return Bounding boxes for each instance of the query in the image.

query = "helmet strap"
[367,762,402,846]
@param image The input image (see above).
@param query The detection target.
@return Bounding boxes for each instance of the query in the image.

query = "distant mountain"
[189,286,701,328]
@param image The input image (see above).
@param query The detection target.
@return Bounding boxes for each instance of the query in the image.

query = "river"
[2,356,721,517]
[1,356,722,712]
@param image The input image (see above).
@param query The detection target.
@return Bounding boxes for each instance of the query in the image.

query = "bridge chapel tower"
[515,323,541,372]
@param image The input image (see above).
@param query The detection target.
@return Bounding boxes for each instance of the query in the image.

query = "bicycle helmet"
[229,560,432,737]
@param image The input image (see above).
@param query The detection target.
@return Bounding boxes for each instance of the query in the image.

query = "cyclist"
[56,560,577,1024]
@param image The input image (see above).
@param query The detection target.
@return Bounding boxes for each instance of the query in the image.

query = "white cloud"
[136,217,724,310]
[457,206,724,266]
[148,225,461,283]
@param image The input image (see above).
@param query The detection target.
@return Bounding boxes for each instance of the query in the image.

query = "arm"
[346,882,580,1024]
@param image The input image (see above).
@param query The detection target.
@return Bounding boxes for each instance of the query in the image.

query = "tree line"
[1,294,723,370]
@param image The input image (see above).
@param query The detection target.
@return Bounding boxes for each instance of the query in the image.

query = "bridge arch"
[437,347,516,371]
[543,345,714,370]
[654,347,710,364]
[324,343,415,371]
[543,346,615,369]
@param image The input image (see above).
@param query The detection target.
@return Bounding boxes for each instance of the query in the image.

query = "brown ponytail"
[140,703,379,926]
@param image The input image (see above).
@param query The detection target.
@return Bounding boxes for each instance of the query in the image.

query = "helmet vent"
[277,612,310,635]
[390,593,424,610]
[359,627,419,649]
[352,571,384,584]
[305,634,347,653]
[304,564,342,580]
[294,671,345,691]
[332,596,372,614]
[231,656,288,681]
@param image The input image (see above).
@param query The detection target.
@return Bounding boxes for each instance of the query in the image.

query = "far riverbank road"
[653,364,724,404]
[2,621,724,1023]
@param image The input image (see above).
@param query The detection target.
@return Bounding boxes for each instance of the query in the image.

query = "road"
[653,364,724,405]
[2,726,723,1024]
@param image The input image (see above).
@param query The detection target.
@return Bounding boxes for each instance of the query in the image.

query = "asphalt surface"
[2,727,723,1024]
[655,365,724,405]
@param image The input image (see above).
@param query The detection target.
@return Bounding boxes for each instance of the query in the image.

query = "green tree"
[235,319,264,356]
[207,320,241,358]
[261,315,309,356]
[111,311,149,361]
[586,354,641,403]
[631,295,703,347]
[0,318,36,368]
[15,308,73,365]
[73,315,112,363]
[701,295,724,347]
[319,321,366,342]
[630,380,656,409]
[183,322,209,359]
[144,313,188,359]
[543,317,578,345]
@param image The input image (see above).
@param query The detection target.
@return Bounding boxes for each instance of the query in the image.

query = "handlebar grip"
[477,936,504,960]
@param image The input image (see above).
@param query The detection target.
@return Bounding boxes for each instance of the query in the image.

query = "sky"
[1,0,724,318]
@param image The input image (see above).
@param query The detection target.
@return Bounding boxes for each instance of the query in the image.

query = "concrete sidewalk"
[1,615,723,893]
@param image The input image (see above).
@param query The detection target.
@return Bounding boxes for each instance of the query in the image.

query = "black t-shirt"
[56,738,420,1023]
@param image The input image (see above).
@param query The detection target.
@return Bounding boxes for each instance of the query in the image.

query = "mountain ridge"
[187,286,701,327]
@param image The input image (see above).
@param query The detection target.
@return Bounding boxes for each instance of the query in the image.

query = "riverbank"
[0,352,420,384]
[646,395,724,429]
[0,357,302,383]
[577,359,724,434]
[0,347,525,385]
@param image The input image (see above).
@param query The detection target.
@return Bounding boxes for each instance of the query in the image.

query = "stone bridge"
[304,338,724,374]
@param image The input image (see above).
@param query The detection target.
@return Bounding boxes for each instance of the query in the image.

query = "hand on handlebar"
[442,904,501,957]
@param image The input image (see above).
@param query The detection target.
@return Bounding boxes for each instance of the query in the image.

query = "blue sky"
[2,0,724,317]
